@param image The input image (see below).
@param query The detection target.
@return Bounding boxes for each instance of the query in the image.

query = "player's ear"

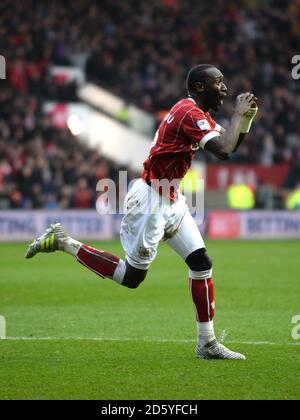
[194,82,204,94]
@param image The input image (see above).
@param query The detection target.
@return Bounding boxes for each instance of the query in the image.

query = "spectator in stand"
[73,178,94,208]
[286,183,300,210]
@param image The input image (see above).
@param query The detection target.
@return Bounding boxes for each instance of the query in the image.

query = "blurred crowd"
[0,0,300,209]
[86,0,300,165]
[0,88,131,209]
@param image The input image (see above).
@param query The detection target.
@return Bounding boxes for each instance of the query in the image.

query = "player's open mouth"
[219,93,227,105]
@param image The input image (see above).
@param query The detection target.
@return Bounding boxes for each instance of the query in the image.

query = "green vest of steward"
[286,189,300,210]
[227,184,255,210]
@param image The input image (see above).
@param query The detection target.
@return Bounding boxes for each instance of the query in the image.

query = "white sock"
[61,237,83,257]
[197,321,216,346]
[112,259,126,284]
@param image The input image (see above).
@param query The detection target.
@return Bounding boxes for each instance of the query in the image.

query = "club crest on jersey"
[197,119,210,131]
[191,142,200,151]
[138,247,152,258]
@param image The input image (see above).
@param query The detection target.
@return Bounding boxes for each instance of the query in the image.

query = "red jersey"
[142,98,222,200]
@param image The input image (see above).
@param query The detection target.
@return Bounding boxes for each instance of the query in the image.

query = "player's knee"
[122,262,148,289]
[123,277,143,289]
[185,248,213,271]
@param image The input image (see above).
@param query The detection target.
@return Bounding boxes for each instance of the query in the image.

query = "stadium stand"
[0,0,299,209]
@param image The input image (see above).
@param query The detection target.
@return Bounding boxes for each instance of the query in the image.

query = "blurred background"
[0,0,300,240]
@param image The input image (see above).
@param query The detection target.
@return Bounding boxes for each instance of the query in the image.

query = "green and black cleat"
[25,222,68,259]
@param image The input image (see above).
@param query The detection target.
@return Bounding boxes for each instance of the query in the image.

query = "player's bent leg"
[25,222,149,289]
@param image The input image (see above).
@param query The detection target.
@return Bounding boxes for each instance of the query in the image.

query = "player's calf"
[78,245,147,288]
[186,247,216,347]
[77,245,147,288]
[186,248,215,326]
[185,247,246,360]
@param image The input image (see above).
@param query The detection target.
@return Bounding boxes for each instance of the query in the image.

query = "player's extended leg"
[25,222,147,289]
[166,211,246,360]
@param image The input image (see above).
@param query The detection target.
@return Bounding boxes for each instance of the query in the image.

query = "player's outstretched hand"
[234,93,257,116]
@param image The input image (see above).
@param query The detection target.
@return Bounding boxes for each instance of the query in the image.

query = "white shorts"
[120,179,205,270]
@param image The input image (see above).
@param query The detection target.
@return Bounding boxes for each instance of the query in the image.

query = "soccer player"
[25,64,258,360]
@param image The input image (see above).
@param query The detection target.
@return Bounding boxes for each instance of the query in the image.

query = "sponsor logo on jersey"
[166,114,174,124]
[197,119,210,131]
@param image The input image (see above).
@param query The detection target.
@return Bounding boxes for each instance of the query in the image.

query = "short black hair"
[186,64,216,94]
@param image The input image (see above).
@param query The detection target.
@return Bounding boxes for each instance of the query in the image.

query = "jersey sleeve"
[182,110,222,149]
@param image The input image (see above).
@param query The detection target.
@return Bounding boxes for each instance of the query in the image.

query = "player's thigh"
[120,181,165,270]
[166,210,205,261]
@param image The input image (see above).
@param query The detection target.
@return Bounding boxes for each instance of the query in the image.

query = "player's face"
[203,68,227,112]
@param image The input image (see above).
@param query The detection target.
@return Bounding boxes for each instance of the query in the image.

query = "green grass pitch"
[0,240,299,400]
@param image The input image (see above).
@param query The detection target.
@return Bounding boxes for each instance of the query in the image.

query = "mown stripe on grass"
[3,336,300,346]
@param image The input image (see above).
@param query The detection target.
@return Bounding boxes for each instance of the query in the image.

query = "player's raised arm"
[205,93,258,160]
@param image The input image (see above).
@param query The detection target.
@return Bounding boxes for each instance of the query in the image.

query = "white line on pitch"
[3,337,300,346]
